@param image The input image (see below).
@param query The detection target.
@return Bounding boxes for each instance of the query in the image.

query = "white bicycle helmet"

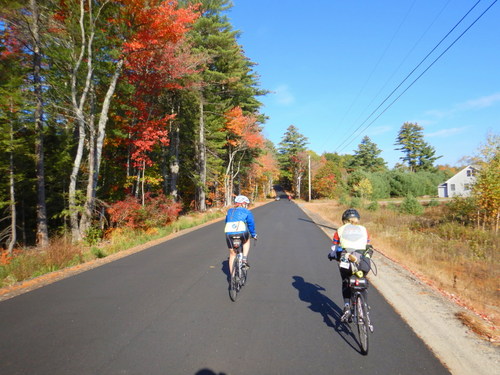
[234,195,250,204]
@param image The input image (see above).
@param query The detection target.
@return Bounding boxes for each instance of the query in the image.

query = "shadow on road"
[298,218,337,231]
[291,276,364,355]
[221,259,230,283]
[195,369,227,375]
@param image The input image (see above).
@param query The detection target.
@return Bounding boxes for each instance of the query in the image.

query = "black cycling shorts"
[226,232,250,249]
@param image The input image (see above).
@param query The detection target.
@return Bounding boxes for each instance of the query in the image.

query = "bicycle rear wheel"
[356,294,369,355]
[229,258,240,302]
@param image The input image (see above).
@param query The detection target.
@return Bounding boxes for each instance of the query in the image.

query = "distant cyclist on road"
[328,208,372,320]
[224,195,257,275]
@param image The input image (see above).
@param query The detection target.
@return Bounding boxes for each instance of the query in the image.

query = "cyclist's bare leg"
[228,248,236,275]
[242,239,250,260]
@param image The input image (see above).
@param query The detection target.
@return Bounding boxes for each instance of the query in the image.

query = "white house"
[438,165,478,198]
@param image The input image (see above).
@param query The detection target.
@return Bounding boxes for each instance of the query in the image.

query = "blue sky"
[227,0,500,168]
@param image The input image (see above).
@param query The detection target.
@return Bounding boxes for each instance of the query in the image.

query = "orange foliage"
[223,106,264,150]
[119,0,201,168]
[0,251,12,265]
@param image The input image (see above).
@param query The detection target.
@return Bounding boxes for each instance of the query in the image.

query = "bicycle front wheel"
[356,293,369,355]
[240,263,248,286]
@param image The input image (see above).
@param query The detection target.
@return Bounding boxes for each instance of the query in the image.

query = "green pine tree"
[350,136,387,172]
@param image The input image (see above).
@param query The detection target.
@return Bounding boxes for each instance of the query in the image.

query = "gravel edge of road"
[298,203,499,375]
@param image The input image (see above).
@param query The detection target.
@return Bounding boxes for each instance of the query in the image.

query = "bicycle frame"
[228,235,248,302]
[339,252,375,355]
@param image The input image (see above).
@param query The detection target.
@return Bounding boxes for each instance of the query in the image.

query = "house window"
[450,184,455,191]
[467,170,471,177]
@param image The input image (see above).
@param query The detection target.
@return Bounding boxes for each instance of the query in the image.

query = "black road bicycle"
[227,235,249,302]
[339,249,376,355]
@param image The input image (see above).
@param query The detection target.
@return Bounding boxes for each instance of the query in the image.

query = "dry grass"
[302,199,499,342]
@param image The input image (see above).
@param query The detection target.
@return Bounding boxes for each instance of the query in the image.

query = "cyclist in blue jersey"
[225,195,257,275]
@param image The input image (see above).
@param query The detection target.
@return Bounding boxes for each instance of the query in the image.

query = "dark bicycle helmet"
[342,208,360,222]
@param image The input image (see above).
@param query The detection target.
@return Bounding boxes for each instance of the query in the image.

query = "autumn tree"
[44,0,200,240]
[312,159,343,199]
[472,133,500,231]
[178,0,264,210]
[222,106,264,205]
[247,142,280,200]
[0,0,266,246]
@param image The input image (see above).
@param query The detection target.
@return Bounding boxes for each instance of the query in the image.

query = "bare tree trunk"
[196,96,207,211]
[82,88,96,233]
[169,120,180,201]
[30,0,49,248]
[141,161,146,205]
[224,150,235,206]
[68,0,94,242]
[8,119,17,254]
[80,58,124,234]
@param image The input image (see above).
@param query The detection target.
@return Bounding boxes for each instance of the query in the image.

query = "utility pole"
[308,154,311,202]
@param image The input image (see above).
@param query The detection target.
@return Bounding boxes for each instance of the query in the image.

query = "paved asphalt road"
[0,200,451,375]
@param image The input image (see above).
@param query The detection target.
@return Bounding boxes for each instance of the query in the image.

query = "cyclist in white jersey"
[328,208,372,320]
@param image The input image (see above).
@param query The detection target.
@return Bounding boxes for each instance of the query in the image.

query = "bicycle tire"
[356,293,369,355]
[229,257,240,302]
[240,264,248,286]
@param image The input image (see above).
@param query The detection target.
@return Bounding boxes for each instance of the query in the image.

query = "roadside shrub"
[338,194,350,206]
[349,196,363,208]
[387,202,399,211]
[444,197,478,226]
[142,193,182,227]
[108,195,143,228]
[108,193,182,230]
[368,172,391,199]
[84,226,104,246]
[427,198,440,207]
[400,195,424,215]
[91,247,106,259]
[367,200,379,212]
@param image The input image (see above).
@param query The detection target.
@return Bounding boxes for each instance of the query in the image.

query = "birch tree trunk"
[169,120,180,201]
[68,0,94,242]
[8,119,16,254]
[224,149,235,206]
[196,96,207,211]
[30,0,49,247]
[80,58,124,234]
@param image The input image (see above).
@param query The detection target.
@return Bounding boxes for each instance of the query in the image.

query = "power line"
[331,0,418,143]
[334,0,495,154]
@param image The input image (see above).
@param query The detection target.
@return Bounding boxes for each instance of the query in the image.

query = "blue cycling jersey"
[225,207,257,237]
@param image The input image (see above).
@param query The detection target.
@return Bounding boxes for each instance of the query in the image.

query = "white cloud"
[273,84,295,105]
[425,92,500,119]
[367,125,392,136]
[426,127,468,138]
[459,93,500,110]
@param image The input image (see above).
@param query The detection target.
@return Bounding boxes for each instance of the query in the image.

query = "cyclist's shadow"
[221,259,231,283]
[291,276,361,353]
